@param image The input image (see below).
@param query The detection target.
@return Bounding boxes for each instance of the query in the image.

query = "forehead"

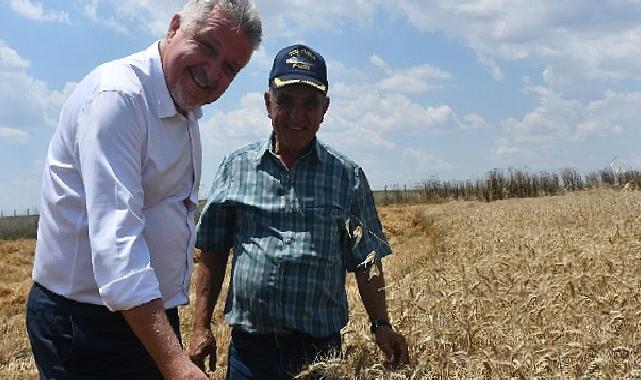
[191,8,234,30]
[273,84,325,99]
[188,10,252,63]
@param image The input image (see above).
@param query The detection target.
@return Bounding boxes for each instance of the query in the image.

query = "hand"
[374,326,409,369]
[188,327,217,373]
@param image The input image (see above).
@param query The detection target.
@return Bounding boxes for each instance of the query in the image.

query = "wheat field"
[1,189,640,379]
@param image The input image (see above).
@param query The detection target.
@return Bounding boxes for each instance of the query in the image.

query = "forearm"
[121,299,186,375]
[355,261,389,322]
[356,261,410,367]
[192,250,229,331]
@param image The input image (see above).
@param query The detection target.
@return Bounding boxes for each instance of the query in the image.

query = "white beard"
[170,74,200,113]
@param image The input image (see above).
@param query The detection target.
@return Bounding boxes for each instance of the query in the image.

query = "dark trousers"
[227,327,342,380]
[26,282,181,380]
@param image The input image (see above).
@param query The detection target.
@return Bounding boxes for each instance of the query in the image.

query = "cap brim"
[272,76,327,94]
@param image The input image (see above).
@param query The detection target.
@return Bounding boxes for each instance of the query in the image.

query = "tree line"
[378,167,641,204]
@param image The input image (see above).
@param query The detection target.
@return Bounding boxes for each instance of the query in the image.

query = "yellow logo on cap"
[273,77,326,93]
[286,57,311,71]
[287,48,317,61]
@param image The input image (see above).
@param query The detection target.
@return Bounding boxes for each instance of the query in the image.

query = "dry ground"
[1,189,640,379]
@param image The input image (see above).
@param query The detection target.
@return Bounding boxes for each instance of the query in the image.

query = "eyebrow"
[198,28,245,72]
[276,92,322,104]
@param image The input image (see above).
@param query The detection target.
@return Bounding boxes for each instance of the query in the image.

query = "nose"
[204,59,223,85]
[289,104,306,121]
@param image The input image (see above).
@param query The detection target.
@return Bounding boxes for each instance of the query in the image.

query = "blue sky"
[1,0,640,210]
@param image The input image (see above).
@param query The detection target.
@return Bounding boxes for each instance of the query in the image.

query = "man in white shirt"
[26,1,262,379]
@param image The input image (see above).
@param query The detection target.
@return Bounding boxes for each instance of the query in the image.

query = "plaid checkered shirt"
[195,135,391,337]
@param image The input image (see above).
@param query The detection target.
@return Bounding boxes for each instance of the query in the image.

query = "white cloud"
[0,40,73,131]
[0,126,29,144]
[462,113,487,128]
[365,0,641,92]
[70,0,641,185]
[0,43,29,70]
[256,0,380,38]
[103,0,180,36]
[75,0,180,36]
[9,0,70,23]
[325,58,458,139]
[72,0,641,91]
[199,92,270,151]
[376,63,451,94]
[90,0,376,40]
[477,52,504,81]
[496,86,641,159]
[403,148,451,170]
[82,0,129,35]
[369,55,385,67]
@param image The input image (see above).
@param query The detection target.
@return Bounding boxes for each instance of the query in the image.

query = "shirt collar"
[149,41,203,121]
[257,133,322,162]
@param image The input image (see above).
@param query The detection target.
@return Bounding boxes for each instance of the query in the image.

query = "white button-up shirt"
[33,42,202,311]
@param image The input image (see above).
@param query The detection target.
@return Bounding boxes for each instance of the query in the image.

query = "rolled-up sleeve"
[196,156,236,253]
[76,90,161,311]
[345,167,392,272]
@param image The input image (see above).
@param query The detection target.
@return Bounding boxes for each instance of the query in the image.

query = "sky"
[1,0,640,211]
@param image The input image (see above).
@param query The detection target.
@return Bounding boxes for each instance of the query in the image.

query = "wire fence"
[0,208,39,219]
[0,209,39,239]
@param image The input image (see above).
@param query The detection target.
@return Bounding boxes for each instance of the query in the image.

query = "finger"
[189,342,209,371]
[208,347,217,372]
[378,339,394,361]
[397,341,409,365]
[390,346,402,368]
[392,336,409,367]
[191,353,206,372]
[194,359,205,372]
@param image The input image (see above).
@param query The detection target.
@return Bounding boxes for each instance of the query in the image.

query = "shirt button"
[283,237,293,245]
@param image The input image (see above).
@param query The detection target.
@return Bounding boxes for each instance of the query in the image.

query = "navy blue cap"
[268,44,328,94]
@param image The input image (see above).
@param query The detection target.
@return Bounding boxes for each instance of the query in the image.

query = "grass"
[1,189,640,378]
[0,216,38,240]
[0,240,37,379]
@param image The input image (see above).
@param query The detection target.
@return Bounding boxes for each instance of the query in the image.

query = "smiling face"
[161,9,253,113]
[265,84,330,157]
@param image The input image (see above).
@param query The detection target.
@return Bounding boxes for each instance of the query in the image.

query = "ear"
[320,96,330,123]
[166,14,181,41]
[264,91,273,119]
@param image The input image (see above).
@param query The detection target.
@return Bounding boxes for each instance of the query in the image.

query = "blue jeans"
[26,282,181,380]
[227,328,342,380]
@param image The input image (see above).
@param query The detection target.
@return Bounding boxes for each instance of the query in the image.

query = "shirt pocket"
[300,200,346,258]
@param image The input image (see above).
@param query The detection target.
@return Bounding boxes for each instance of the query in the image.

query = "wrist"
[370,319,393,334]
[192,324,212,333]
[159,350,191,375]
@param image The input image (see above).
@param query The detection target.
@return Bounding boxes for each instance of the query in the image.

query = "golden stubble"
[0,239,37,379]
[2,189,640,379]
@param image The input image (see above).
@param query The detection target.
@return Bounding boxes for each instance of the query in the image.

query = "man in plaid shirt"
[189,44,409,379]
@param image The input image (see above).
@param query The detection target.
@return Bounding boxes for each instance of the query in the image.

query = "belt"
[231,327,340,349]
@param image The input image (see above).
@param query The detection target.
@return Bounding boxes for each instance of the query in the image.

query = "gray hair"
[179,0,262,51]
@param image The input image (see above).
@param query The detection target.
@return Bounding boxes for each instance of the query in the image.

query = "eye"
[276,96,293,109]
[194,36,217,57]
[223,62,238,77]
[304,99,320,110]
